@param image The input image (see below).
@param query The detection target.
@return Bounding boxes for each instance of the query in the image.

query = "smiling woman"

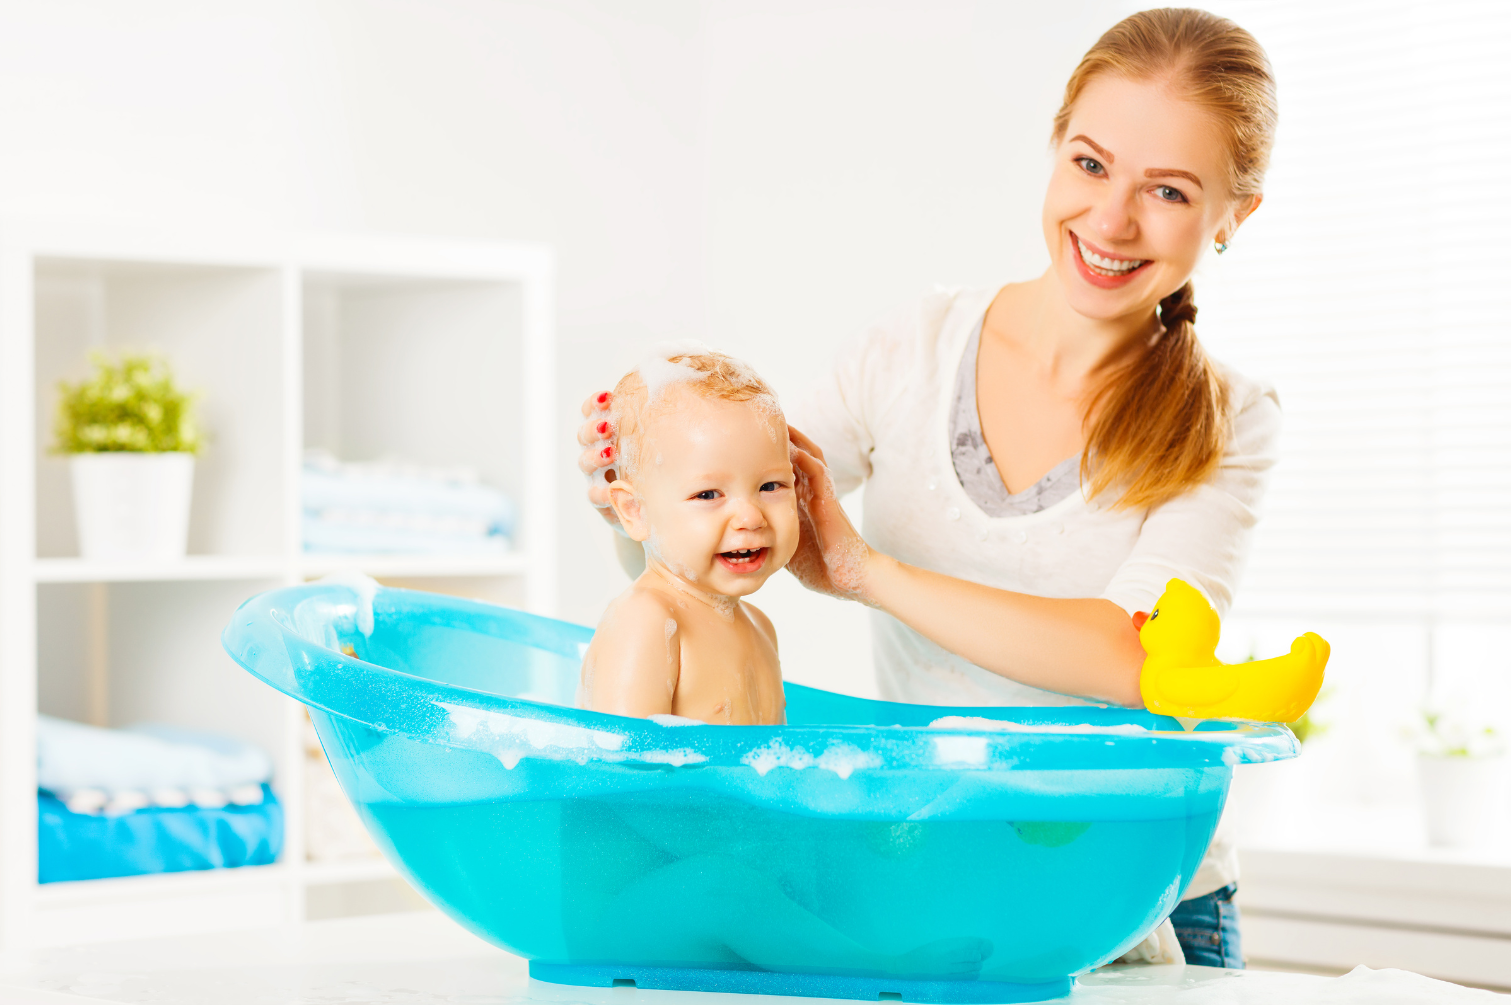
[578,7,1282,970]
[1043,14,1274,509]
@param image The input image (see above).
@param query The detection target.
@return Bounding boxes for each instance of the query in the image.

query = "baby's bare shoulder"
[741,600,778,651]
[596,585,681,642]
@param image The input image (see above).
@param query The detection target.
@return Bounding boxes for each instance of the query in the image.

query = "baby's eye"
[693,489,721,501]
[760,481,786,492]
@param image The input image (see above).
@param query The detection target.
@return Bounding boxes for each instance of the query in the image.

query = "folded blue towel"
[302,456,515,535]
[301,517,511,555]
[38,785,283,883]
[37,716,273,795]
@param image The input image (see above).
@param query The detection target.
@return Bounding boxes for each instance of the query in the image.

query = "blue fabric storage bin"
[38,784,284,883]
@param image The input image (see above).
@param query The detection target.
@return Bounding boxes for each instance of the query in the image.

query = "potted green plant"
[1412,707,1506,848]
[55,352,203,562]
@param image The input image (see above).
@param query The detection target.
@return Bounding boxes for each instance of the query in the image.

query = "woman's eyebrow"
[1068,134,1114,163]
[1145,168,1203,190]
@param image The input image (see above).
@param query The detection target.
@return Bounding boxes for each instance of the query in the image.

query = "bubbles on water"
[649,713,705,727]
[742,739,880,779]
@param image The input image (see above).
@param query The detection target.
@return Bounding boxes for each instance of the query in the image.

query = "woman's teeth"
[1076,236,1146,276]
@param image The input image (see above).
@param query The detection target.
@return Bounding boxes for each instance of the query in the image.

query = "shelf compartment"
[33,258,289,562]
[301,274,526,551]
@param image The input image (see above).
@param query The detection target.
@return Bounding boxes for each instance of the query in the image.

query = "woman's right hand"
[577,390,620,524]
[787,426,876,605]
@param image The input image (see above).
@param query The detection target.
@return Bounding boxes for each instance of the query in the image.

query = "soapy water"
[352,777,1217,984]
[224,583,1299,996]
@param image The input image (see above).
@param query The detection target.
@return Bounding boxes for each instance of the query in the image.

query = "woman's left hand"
[786,426,875,604]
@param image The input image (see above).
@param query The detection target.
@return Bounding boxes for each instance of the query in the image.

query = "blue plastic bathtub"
[222,582,1297,1003]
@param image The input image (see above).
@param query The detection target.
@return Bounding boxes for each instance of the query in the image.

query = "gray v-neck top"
[949,321,1080,517]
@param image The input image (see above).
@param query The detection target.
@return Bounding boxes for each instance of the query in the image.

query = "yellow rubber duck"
[1135,579,1329,723]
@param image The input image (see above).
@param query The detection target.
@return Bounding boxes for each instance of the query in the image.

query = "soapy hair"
[611,348,780,480]
[1052,8,1276,510]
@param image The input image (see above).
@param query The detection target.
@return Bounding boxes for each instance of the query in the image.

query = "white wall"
[0,0,1126,694]
[693,1,1127,693]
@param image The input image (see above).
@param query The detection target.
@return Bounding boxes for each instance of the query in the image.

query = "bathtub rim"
[222,582,1300,775]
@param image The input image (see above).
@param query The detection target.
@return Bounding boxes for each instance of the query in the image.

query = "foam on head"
[610,343,781,481]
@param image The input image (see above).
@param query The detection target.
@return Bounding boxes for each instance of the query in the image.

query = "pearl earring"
[1214,240,1229,255]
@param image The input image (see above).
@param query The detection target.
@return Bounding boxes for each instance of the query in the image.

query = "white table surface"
[0,910,1495,1004]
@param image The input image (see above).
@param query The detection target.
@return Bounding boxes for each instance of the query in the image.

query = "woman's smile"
[1071,231,1150,285]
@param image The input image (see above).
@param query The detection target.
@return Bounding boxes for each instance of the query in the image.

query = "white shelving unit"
[0,223,556,950]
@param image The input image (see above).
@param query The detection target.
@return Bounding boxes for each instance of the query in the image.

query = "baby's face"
[616,387,799,598]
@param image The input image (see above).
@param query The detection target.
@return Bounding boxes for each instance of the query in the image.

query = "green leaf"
[53,351,204,455]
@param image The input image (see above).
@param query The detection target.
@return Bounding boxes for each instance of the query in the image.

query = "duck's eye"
[1149,609,1160,620]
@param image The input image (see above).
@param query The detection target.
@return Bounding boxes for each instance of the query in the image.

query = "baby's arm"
[580,589,682,718]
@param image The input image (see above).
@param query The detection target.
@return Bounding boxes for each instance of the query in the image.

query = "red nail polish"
[597,392,609,405]
[601,446,613,459]
[596,421,610,436]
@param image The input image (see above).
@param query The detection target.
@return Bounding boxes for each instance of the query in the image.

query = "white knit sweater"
[789,285,1282,898]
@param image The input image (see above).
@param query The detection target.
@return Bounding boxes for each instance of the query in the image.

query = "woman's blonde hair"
[1053,8,1277,509]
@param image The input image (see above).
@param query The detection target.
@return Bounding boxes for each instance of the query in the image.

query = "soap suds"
[639,748,708,766]
[742,739,879,779]
[928,715,1154,736]
[636,352,705,405]
[648,713,705,727]
[933,735,989,766]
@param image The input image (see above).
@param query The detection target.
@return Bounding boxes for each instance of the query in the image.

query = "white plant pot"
[1418,753,1508,848]
[70,452,195,562]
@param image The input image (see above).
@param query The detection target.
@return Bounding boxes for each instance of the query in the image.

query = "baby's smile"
[615,386,800,600]
[717,547,769,574]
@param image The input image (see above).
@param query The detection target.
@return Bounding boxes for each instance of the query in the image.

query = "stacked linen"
[36,716,283,883]
[302,450,516,554]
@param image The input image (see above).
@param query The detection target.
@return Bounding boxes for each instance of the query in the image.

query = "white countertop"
[0,910,1495,1004]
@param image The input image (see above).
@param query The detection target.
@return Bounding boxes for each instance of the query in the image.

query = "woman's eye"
[1075,156,1105,176]
[1154,185,1188,204]
[693,490,720,501]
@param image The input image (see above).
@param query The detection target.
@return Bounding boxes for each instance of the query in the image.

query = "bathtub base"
[528,962,1072,1003]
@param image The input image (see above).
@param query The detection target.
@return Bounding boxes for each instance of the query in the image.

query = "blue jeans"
[1169,883,1244,968]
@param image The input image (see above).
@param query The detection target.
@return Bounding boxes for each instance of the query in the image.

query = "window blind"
[1177,0,1511,618]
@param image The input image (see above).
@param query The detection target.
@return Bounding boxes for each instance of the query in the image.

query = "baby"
[580,349,798,725]
[574,350,990,978]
